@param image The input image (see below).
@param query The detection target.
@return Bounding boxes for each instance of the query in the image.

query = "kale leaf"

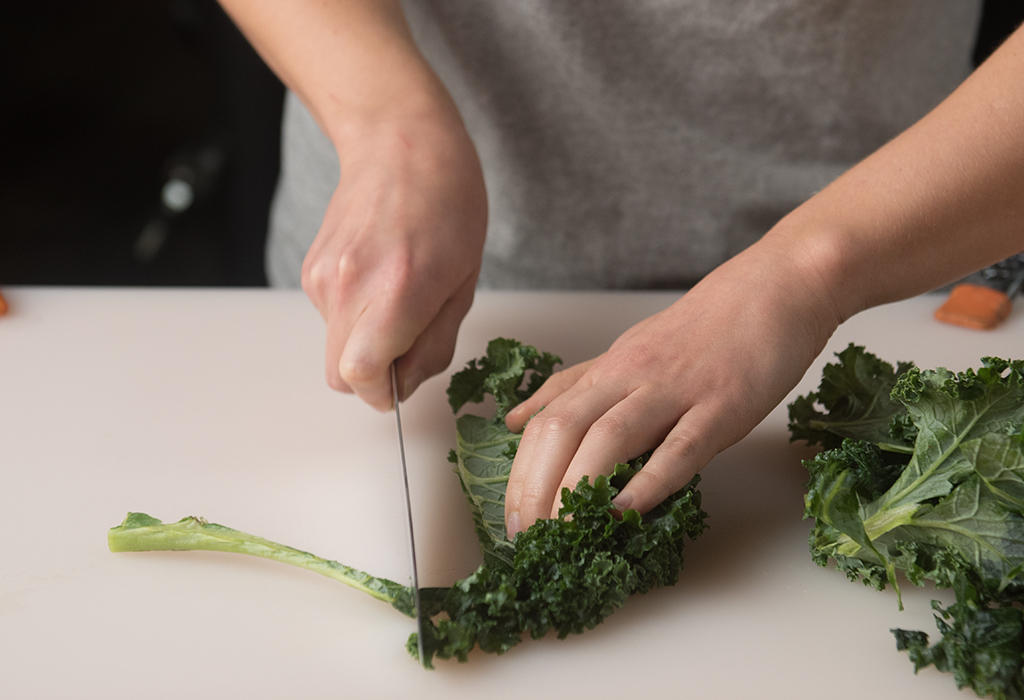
[416,460,706,665]
[792,346,1024,698]
[893,572,1024,700]
[788,343,916,453]
[446,337,561,420]
[448,414,520,570]
[443,337,561,569]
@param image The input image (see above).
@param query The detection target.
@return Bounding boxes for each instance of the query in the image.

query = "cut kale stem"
[108,512,446,618]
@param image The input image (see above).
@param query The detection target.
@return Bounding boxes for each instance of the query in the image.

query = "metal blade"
[391,362,427,667]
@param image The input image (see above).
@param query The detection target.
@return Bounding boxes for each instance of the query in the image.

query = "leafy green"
[416,460,706,664]
[448,414,519,569]
[441,337,561,569]
[446,337,561,420]
[792,346,1024,697]
[109,338,706,668]
[789,343,917,452]
[893,573,1024,700]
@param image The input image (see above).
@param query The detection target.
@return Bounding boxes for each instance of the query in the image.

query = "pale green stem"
[108,512,415,615]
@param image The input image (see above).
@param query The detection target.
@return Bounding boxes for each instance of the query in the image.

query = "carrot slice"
[934,283,1012,330]
[0,291,7,316]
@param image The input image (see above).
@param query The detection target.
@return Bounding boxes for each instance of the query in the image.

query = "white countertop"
[2,286,1021,699]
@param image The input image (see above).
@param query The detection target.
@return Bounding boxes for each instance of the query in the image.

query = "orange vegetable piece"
[0,291,7,316]
[934,283,1012,330]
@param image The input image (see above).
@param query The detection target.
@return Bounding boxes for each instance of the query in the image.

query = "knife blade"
[391,361,427,667]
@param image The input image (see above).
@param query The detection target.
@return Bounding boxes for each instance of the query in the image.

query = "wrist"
[224,0,461,154]
[760,193,896,331]
[742,219,847,354]
[320,56,462,153]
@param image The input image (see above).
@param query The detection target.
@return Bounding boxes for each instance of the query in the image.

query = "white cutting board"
[1,286,1021,699]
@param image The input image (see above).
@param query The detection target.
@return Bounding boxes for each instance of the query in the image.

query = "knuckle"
[544,367,569,388]
[385,257,421,308]
[504,468,523,505]
[303,244,375,300]
[555,363,595,390]
[334,250,367,291]
[521,416,545,442]
[534,411,577,441]
[586,412,629,443]
[658,428,704,463]
[301,256,327,298]
[520,414,545,444]
[517,489,553,526]
[541,370,573,396]
[627,465,681,512]
[631,465,672,496]
[339,354,379,386]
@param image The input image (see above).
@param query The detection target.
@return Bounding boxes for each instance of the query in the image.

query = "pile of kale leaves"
[109,338,707,667]
[789,344,1024,699]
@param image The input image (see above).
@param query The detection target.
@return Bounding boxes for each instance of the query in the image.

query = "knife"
[391,361,427,667]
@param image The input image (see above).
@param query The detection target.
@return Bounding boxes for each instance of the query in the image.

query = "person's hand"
[214,0,486,405]
[502,238,841,536]
[301,108,487,410]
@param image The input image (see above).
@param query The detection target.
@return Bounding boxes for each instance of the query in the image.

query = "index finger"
[337,295,424,411]
[504,377,628,536]
[505,362,593,432]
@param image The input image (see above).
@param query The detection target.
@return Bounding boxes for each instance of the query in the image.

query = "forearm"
[217,0,455,150]
[767,24,1024,324]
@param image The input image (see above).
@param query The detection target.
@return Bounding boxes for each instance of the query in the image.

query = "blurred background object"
[0,1,1020,288]
[1,0,283,287]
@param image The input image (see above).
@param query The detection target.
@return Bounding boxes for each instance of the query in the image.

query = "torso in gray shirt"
[266,0,981,290]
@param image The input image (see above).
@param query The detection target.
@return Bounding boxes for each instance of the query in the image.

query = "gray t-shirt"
[266,0,981,289]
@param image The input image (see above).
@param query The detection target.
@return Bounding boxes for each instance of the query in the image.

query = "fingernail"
[506,511,521,540]
[612,491,633,512]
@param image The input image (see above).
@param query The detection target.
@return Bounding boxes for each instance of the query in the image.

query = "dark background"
[1,1,1022,288]
[1,0,283,287]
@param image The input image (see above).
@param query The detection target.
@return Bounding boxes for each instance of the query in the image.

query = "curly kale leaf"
[893,573,1024,700]
[803,357,1024,599]
[447,338,559,569]
[789,344,916,453]
[876,360,1024,517]
[446,337,561,420]
[413,465,707,666]
[973,432,1024,510]
[424,343,707,666]
[794,350,1024,698]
